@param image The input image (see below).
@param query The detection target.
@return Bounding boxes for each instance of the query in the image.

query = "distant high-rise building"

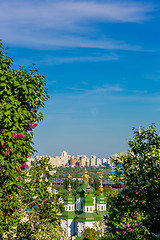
[90,155,96,167]
[96,158,102,167]
[62,151,68,157]
[70,156,75,166]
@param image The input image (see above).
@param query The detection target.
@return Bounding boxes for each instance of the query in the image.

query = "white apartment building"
[96,157,102,167]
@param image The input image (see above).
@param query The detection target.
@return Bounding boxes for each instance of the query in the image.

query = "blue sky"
[1,0,160,158]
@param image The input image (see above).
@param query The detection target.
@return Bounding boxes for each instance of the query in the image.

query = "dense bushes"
[0,42,65,239]
[103,125,160,239]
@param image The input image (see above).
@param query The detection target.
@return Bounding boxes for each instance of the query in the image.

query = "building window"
[90,207,92,212]
[81,202,83,209]
[69,206,71,210]
[87,207,88,212]
[98,206,100,210]
[72,206,73,210]
[101,205,103,210]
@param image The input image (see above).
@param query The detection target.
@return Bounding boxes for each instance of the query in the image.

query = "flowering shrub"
[103,124,160,239]
[14,156,65,239]
[0,42,65,239]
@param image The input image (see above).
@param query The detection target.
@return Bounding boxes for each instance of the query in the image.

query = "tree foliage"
[82,227,98,240]
[103,124,160,239]
[0,42,65,239]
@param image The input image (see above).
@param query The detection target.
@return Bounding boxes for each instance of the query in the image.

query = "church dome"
[83,194,94,206]
[96,194,106,204]
[76,181,95,197]
[76,168,95,197]
[64,194,75,205]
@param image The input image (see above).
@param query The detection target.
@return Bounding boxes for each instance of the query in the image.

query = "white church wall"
[61,219,75,240]
[76,197,84,211]
[97,204,106,211]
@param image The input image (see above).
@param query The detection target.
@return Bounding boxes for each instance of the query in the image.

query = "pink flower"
[0,167,2,171]
[126,222,130,228]
[20,163,28,168]
[12,133,23,139]
[135,223,138,226]
[8,194,12,199]
[5,150,9,155]
[17,185,21,188]
[120,227,122,229]
[28,121,38,130]
[122,231,126,235]
[130,200,133,202]
[5,174,7,177]
[26,156,29,158]
[121,217,123,221]
[19,152,22,155]
[17,176,21,180]
[116,192,119,195]
[129,228,133,232]
[141,200,144,204]
[115,225,119,229]
[121,224,124,227]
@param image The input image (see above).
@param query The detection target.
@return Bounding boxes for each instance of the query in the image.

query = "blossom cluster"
[28,121,38,131]
[11,133,23,139]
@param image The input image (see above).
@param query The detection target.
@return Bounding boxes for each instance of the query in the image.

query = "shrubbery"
[103,125,160,239]
[0,42,65,239]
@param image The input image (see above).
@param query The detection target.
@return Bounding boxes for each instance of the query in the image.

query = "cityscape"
[27,151,117,169]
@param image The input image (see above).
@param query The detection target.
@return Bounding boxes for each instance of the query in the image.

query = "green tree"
[0,42,50,238]
[93,177,100,191]
[82,227,98,240]
[104,124,160,239]
[19,157,65,239]
[74,178,79,189]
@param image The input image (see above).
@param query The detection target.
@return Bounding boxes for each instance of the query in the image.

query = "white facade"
[61,219,75,239]
[76,196,96,211]
[75,221,97,237]
[65,204,75,211]
[90,157,96,166]
[96,158,102,166]
[76,197,84,211]
[83,206,93,213]
[97,204,106,211]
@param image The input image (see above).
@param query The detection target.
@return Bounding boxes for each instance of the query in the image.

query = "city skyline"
[1,0,160,157]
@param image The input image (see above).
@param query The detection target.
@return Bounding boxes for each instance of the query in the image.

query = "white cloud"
[13,53,119,66]
[0,0,156,50]
[144,74,160,81]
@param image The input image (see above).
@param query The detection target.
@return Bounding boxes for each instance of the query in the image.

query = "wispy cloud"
[0,0,156,50]
[65,84,147,95]
[13,53,119,66]
[145,73,160,81]
[87,84,125,94]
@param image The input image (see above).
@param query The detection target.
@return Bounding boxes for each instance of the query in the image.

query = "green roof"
[61,211,76,219]
[76,211,101,222]
[83,195,94,206]
[76,182,95,197]
[97,211,109,219]
[64,194,75,204]
[96,194,106,204]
